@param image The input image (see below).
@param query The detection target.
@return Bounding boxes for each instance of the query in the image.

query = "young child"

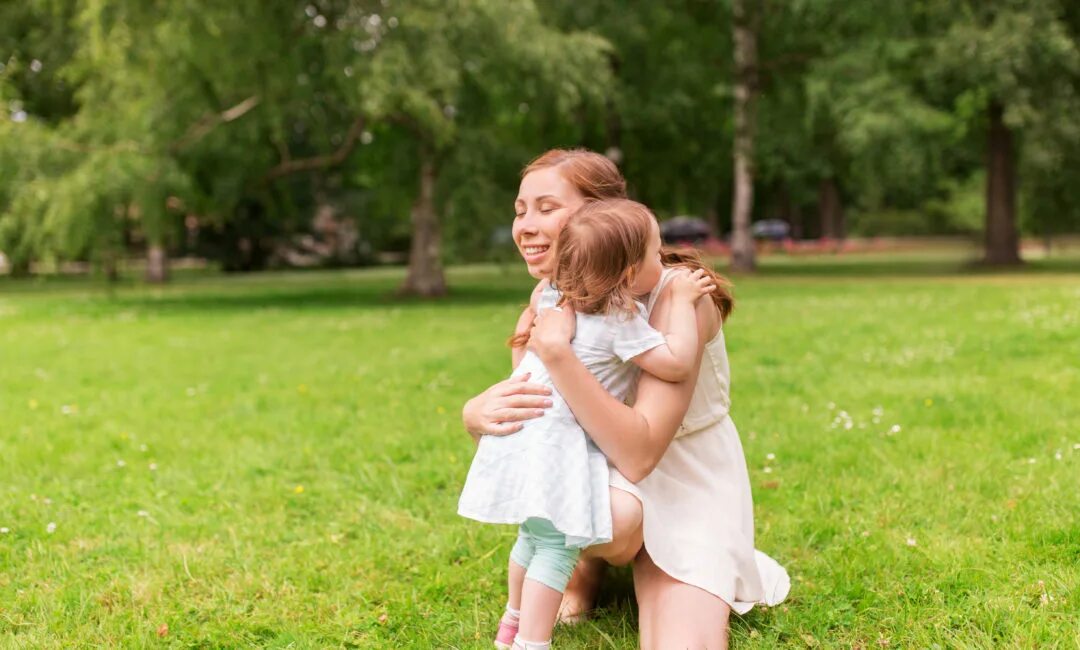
[458,199,716,650]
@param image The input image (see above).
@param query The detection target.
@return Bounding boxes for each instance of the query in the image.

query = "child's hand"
[669,268,716,304]
[529,305,577,361]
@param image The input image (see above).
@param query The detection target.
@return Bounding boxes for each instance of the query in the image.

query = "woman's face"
[513,166,587,279]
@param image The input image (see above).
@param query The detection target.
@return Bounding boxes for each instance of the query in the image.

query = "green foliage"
[4,0,1080,276]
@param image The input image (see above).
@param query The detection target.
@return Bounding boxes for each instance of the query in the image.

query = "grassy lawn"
[1,255,1078,648]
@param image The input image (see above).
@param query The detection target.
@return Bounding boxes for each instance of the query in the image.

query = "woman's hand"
[669,268,716,304]
[462,372,553,439]
[529,305,577,363]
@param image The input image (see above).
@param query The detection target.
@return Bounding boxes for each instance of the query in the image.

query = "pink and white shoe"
[493,618,519,649]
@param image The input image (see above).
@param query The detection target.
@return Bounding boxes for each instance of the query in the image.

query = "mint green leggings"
[509,518,581,593]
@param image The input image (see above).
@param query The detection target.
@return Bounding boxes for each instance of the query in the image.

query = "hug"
[460,149,789,649]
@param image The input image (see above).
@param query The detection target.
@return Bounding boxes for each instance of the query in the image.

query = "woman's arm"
[531,289,718,482]
[510,306,534,370]
[462,373,553,443]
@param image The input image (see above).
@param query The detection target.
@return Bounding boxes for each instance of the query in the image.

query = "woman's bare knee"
[587,488,642,565]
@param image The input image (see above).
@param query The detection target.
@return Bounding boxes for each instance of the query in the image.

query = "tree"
[927,0,1080,264]
[367,0,610,296]
[729,0,759,271]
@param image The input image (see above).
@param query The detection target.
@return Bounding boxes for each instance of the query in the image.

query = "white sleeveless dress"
[609,268,791,614]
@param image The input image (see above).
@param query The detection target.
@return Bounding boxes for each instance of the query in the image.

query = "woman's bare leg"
[558,488,643,622]
[634,550,730,650]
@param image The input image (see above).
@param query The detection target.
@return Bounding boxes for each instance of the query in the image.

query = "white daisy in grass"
[137,510,149,518]
[905,536,917,547]
[116,459,126,468]
[766,453,776,461]
[888,425,901,435]
[1055,450,1063,461]
[0,527,10,534]
[763,467,773,474]
[46,522,56,534]
[149,462,158,471]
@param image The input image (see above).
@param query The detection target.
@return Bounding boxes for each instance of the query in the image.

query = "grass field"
[2,254,1079,648]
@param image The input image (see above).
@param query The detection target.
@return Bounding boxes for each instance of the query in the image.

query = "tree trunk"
[103,253,119,282]
[984,101,1021,265]
[9,258,31,277]
[789,200,804,241]
[730,0,758,272]
[818,177,845,241]
[145,243,169,283]
[400,147,446,297]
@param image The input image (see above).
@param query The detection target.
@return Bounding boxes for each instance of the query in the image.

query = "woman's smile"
[520,243,551,262]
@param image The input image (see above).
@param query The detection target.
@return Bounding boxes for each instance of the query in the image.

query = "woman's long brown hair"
[659,247,734,323]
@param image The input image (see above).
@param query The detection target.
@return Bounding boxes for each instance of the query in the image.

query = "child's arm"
[510,279,550,369]
[631,269,715,382]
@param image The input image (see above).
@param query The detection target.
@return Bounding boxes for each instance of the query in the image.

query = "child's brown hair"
[552,199,654,315]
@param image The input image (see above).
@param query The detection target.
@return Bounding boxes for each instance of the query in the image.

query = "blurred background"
[2,0,1080,290]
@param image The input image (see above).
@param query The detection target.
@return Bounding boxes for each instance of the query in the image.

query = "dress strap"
[646,267,679,314]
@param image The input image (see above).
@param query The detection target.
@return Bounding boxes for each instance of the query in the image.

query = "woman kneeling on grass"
[459,199,716,649]
[462,148,790,649]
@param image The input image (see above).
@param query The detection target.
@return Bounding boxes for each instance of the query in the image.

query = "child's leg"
[496,529,537,648]
[515,519,581,646]
[507,528,536,610]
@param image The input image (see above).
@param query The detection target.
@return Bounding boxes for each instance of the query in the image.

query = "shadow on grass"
[748,255,1080,278]
[4,255,1076,317]
[747,251,1080,276]
[1,265,537,315]
[107,283,533,315]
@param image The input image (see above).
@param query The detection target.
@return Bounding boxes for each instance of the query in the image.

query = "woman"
[463,148,789,648]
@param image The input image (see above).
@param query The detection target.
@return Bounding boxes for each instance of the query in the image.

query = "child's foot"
[493,608,520,649]
[493,619,518,649]
[557,556,606,624]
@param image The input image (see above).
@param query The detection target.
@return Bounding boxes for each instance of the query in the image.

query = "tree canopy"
[3,0,1080,286]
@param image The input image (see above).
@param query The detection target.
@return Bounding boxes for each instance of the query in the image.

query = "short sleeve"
[610,304,667,362]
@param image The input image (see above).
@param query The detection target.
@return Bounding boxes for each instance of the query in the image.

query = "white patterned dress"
[458,283,666,548]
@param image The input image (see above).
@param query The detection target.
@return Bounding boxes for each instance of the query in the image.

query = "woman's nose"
[516,211,540,235]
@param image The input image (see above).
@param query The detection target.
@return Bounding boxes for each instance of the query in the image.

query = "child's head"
[552,199,664,315]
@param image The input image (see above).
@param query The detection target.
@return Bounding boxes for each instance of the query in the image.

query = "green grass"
[1,255,1078,648]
